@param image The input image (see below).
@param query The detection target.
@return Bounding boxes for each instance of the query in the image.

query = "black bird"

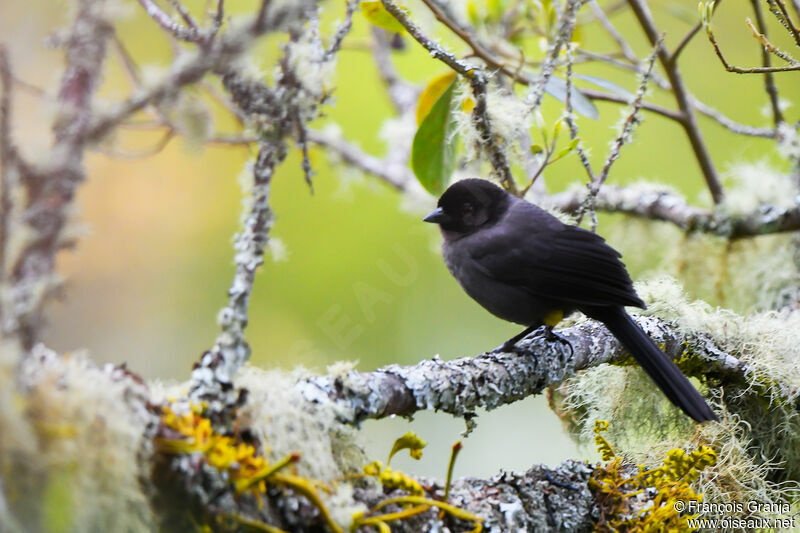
[423,178,717,423]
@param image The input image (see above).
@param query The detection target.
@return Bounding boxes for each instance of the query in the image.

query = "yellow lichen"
[155,403,342,533]
[353,434,483,532]
[590,420,717,532]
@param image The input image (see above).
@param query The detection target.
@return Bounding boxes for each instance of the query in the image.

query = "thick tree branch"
[299,314,747,425]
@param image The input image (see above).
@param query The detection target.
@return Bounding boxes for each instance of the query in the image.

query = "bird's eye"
[462,202,474,215]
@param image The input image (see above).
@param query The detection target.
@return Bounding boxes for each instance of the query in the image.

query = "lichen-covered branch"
[548,185,800,239]
[190,142,282,411]
[4,0,112,350]
[299,314,749,425]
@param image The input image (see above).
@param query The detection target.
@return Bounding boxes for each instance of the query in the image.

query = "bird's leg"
[491,324,539,354]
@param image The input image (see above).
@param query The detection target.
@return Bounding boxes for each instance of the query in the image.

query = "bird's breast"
[442,240,557,326]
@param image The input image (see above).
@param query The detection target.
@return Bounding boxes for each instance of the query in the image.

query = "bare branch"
[627,0,724,204]
[167,0,199,31]
[579,87,683,121]
[306,128,413,191]
[689,97,777,138]
[749,0,785,126]
[563,47,596,186]
[295,115,314,193]
[524,0,584,113]
[767,0,800,46]
[706,18,800,73]
[369,28,418,114]
[87,3,306,143]
[746,17,799,65]
[589,0,638,63]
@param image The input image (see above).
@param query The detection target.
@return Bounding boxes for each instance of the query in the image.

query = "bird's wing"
[468,203,645,308]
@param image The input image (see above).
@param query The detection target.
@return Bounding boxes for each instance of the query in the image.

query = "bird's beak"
[423,207,446,224]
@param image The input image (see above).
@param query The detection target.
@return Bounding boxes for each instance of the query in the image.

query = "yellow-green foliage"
[590,421,717,532]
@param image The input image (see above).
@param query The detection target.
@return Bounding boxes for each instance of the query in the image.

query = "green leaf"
[361,1,408,33]
[552,118,563,142]
[416,72,457,125]
[573,74,634,101]
[552,138,579,162]
[544,77,599,120]
[412,80,458,195]
[530,144,544,155]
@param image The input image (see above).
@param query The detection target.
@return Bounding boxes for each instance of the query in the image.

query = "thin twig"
[295,115,314,193]
[88,1,300,143]
[306,128,412,191]
[210,0,225,38]
[749,1,785,126]
[690,97,777,138]
[136,0,201,42]
[577,38,660,229]
[369,28,418,114]
[525,0,583,113]
[577,48,776,138]
[562,46,596,186]
[595,41,659,190]
[745,17,799,65]
[0,46,13,286]
[168,0,199,31]
[324,0,357,59]
[628,0,724,204]
[670,23,702,65]
[706,22,800,72]
[589,0,638,63]
[767,0,800,46]
[380,0,519,194]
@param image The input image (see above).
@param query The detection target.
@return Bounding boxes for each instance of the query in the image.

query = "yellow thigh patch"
[543,309,564,327]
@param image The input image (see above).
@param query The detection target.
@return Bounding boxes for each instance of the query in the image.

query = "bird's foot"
[490,340,527,355]
[535,326,574,357]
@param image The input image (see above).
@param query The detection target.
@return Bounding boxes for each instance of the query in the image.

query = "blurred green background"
[2,0,796,478]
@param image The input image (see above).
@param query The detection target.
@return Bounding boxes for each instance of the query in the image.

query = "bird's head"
[423,178,511,237]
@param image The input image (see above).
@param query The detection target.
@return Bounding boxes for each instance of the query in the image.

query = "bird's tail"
[587,306,718,423]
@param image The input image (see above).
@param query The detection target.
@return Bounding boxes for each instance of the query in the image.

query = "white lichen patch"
[235,365,367,506]
[235,366,367,528]
[720,162,799,212]
[453,82,532,166]
[1,346,157,532]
